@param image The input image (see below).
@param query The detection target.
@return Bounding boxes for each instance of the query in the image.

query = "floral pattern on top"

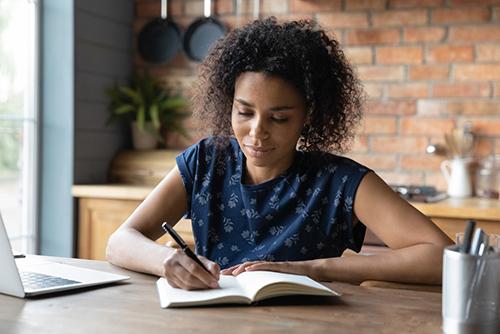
[176,137,371,269]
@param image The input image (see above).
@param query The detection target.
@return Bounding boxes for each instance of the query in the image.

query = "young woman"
[106,18,452,290]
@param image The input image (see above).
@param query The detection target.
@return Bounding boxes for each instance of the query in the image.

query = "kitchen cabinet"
[364,198,500,247]
[411,198,500,240]
[73,185,193,260]
[73,185,500,260]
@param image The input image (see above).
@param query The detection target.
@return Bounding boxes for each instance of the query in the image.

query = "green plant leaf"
[150,104,161,129]
[160,97,186,110]
[114,104,135,114]
[106,71,190,140]
[119,86,142,105]
[137,105,145,131]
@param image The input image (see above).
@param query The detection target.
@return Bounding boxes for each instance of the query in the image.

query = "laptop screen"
[0,213,26,297]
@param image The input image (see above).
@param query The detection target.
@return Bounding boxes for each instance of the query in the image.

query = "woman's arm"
[106,165,220,289]
[225,172,453,285]
[329,171,454,284]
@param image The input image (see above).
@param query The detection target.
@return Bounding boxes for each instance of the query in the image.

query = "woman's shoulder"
[300,150,371,174]
[179,136,240,170]
[183,136,239,156]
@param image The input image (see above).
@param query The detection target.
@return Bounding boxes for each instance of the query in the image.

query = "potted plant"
[106,71,189,150]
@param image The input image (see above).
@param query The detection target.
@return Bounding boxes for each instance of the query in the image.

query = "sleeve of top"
[175,140,202,217]
[339,160,372,253]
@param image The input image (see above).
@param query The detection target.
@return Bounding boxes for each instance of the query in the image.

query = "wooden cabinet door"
[78,198,193,260]
[431,218,500,242]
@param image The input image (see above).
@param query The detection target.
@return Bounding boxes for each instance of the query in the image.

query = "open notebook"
[156,271,339,308]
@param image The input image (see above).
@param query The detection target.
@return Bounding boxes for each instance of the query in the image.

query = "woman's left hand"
[220,260,310,277]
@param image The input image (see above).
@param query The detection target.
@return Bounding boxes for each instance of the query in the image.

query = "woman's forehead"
[234,72,304,101]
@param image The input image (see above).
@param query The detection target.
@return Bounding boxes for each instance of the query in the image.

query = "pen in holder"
[442,245,500,334]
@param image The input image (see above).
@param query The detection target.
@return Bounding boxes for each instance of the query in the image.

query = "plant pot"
[131,122,158,150]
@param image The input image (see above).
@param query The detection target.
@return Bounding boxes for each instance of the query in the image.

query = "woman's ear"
[300,123,310,147]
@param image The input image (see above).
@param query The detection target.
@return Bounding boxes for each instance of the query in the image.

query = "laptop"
[0,213,129,298]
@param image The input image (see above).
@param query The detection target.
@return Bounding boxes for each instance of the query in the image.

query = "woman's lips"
[244,145,273,158]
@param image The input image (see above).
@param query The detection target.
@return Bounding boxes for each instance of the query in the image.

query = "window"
[0,0,39,252]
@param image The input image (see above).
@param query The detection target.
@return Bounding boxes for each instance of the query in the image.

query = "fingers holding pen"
[183,255,220,289]
[199,256,221,281]
[163,254,208,290]
[162,249,220,290]
[161,222,220,290]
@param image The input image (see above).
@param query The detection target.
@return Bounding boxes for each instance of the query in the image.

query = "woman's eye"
[272,118,288,123]
[237,109,253,117]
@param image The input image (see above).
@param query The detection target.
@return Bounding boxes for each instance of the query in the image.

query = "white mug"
[441,158,472,198]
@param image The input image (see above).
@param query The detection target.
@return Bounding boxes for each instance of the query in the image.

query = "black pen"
[461,220,476,254]
[161,222,212,275]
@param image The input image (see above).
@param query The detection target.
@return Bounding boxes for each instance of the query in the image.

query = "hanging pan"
[137,0,182,64]
[183,0,227,62]
[253,0,260,21]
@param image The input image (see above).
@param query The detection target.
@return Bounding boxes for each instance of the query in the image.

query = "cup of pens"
[443,221,500,334]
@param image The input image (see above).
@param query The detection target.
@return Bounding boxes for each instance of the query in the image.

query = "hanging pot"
[137,0,182,64]
[183,0,227,62]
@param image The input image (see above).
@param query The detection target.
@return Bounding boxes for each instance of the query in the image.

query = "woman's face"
[231,72,307,179]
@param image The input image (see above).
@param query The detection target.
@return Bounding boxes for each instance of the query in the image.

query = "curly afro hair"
[192,17,365,153]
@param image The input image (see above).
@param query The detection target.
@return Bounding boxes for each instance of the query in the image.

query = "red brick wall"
[134,0,500,190]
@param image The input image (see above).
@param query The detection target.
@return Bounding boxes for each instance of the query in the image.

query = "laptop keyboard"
[20,271,81,290]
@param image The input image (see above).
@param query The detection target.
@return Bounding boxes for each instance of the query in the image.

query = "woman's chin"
[245,155,270,167]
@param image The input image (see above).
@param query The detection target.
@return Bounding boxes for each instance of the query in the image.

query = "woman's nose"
[249,117,269,139]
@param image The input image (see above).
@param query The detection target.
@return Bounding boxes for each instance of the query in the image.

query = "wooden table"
[0,256,443,334]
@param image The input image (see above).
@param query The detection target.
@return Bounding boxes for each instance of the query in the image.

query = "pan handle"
[236,0,242,26]
[204,0,211,18]
[161,0,167,19]
[253,0,260,19]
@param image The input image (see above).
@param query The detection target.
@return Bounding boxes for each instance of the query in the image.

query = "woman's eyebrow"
[234,98,294,112]
[234,98,254,107]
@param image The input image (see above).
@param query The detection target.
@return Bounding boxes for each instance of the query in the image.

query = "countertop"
[72,184,153,201]
[411,197,500,221]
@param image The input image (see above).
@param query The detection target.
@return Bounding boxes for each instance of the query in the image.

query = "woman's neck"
[243,154,296,185]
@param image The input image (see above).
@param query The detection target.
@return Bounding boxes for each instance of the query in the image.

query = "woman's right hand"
[161,248,220,290]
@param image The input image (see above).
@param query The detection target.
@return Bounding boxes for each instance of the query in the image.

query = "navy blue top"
[176,137,371,269]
